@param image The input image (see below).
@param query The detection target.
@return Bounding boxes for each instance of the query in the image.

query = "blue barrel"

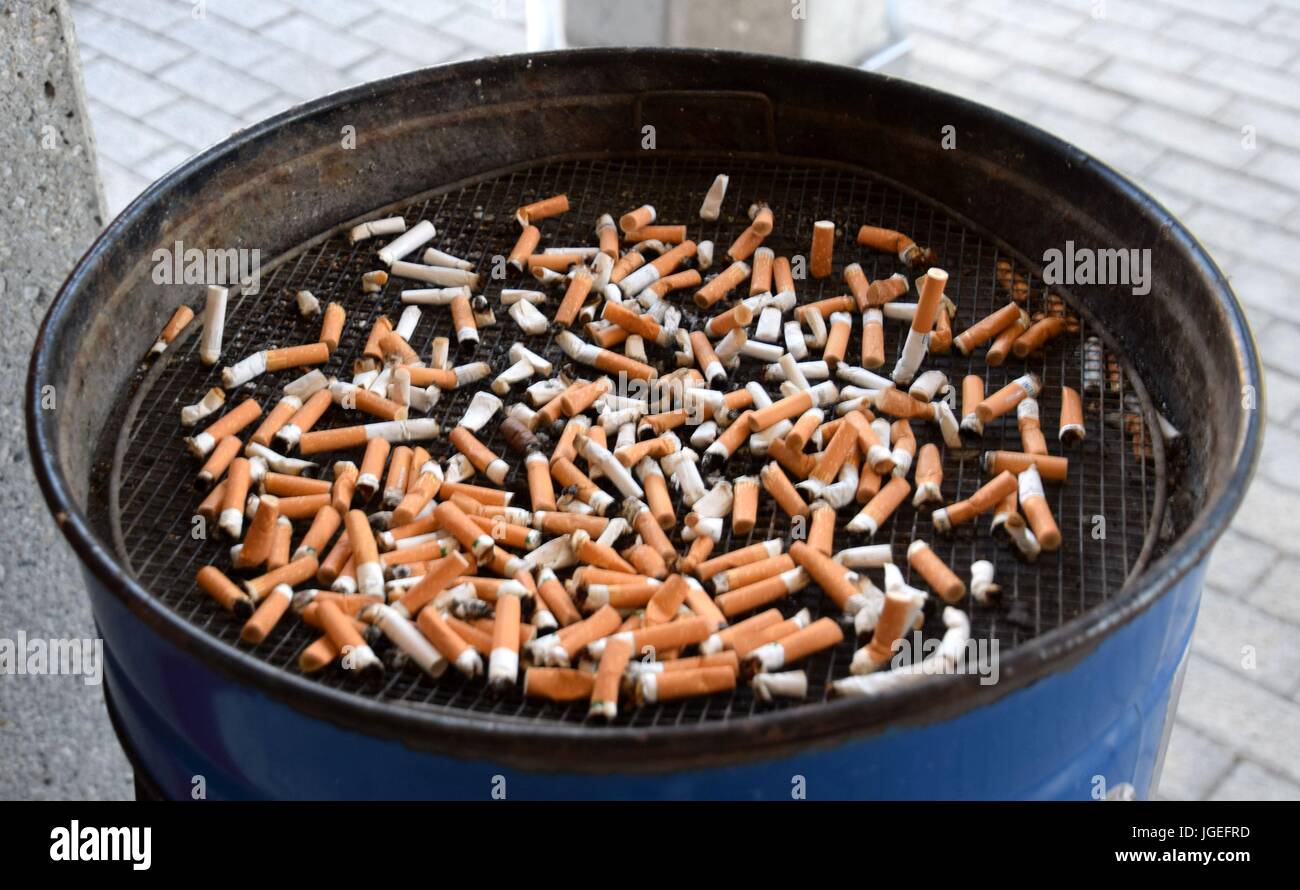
[28,50,1261,799]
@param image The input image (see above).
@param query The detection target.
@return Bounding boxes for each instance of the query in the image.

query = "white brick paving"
[66,0,1300,800]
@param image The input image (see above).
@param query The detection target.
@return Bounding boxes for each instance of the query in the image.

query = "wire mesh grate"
[93,153,1164,729]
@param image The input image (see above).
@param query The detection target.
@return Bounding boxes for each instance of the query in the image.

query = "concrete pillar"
[0,0,130,799]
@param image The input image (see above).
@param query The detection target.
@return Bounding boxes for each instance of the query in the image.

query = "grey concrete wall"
[0,0,131,800]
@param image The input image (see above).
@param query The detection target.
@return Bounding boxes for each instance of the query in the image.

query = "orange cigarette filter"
[637,665,735,705]
[1060,386,1086,445]
[676,535,714,576]
[725,224,765,263]
[648,239,697,277]
[852,475,910,535]
[1018,402,1048,455]
[274,492,331,521]
[1019,467,1062,551]
[331,462,358,514]
[524,668,595,702]
[516,193,569,225]
[750,248,774,296]
[619,204,655,234]
[439,480,513,507]
[645,268,702,299]
[266,342,330,373]
[525,452,557,511]
[823,312,851,367]
[856,224,936,270]
[603,300,665,343]
[810,220,835,279]
[709,608,782,651]
[704,302,754,338]
[761,461,809,518]
[843,264,869,311]
[625,543,669,580]
[198,480,226,521]
[235,495,281,569]
[362,316,393,364]
[773,255,795,295]
[871,388,933,421]
[318,302,345,352]
[295,505,341,561]
[799,295,856,320]
[983,450,1068,482]
[399,551,472,618]
[240,581,294,645]
[435,500,495,565]
[714,569,799,617]
[694,541,781,582]
[732,476,759,536]
[244,554,318,602]
[624,224,686,243]
[976,374,1040,423]
[188,397,262,456]
[808,502,836,555]
[908,540,965,603]
[1013,315,1069,358]
[251,399,299,448]
[714,553,795,594]
[152,304,194,354]
[955,302,1020,355]
[590,636,633,718]
[450,293,477,343]
[508,224,540,269]
[197,435,241,487]
[197,566,253,618]
[931,302,953,354]
[267,518,292,570]
[694,260,750,309]
[415,604,476,667]
[554,268,594,328]
[986,310,1029,366]
[643,573,689,626]
[790,540,861,610]
[609,250,645,284]
[862,309,885,368]
[753,617,842,670]
[933,470,1018,533]
[317,533,350,585]
[786,409,823,453]
[597,215,619,258]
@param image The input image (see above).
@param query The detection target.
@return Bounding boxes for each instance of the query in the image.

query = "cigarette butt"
[319,302,345,352]
[862,308,885,368]
[508,224,541,270]
[846,475,910,536]
[725,224,765,263]
[694,260,750,309]
[695,540,782,582]
[932,470,1018,533]
[636,665,735,704]
[955,302,1020,355]
[747,616,842,674]
[517,193,569,226]
[196,434,242,489]
[976,374,1041,423]
[982,450,1068,482]
[761,461,809,518]
[149,304,194,357]
[524,667,594,702]
[986,310,1029,366]
[808,502,836,555]
[1018,464,1062,551]
[749,248,774,296]
[196,566,253,618]
[619,204,655,233]
[241,582,294,645]
[244,554,318,602]
[435,500,495,565]
[1060,386,1086,445]
[732,475,759,535]
[907,540,965,603]
[810,220,835,279]
[186,397,262,458]
[590,636,633,719]
[715,567,806,617]
[1012,315,1068,357]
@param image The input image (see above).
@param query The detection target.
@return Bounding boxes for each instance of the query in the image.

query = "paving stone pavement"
[51,0,1299,799]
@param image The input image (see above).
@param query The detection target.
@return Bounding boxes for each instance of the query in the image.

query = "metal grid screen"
[96,153,1163,729]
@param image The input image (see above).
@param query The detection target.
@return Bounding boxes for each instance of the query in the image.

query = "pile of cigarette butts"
[151,172,1091,716]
